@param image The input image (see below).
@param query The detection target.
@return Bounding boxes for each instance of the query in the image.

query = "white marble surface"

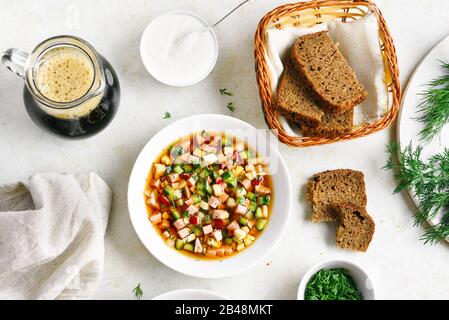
[1,0,449,300]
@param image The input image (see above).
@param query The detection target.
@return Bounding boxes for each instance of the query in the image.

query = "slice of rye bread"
[300,108,354,138]
[334,204,375,252]
[291,31,368,113]
[275,62,324,128]
[307,169,367,222]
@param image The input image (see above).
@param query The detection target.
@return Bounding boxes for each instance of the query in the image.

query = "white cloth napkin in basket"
[265,13,389,133]
[0,172,112,300]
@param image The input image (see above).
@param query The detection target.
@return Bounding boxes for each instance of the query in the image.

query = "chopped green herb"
[417,61,449,143]
[305,268,363,300]
[385,141,449,244]
[227,102,236,112]
[219,88,233,96]
[132,283,143,300]
[163,112,171,119]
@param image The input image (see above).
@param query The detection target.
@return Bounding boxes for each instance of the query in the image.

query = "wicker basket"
[254,0,401,147]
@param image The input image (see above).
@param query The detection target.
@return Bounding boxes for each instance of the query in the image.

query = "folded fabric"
[0,172,112,300]
[265,13,388,131]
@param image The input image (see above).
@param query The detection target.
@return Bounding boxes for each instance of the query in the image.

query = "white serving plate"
[297,259,375,300]
[153,289,228,300]
[398,34,449,242]
[128,114,292,278]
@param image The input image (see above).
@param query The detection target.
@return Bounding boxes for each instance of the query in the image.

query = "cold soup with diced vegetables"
[144,131,273,259]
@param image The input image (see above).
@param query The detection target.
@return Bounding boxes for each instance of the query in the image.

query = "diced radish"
[212,229,223,241]
[223,146,233,155]
[212,184,223,196]
[162,230,170,239]
[185,199,194,206]
[189,215,200,225]
[241,179,252,191]
[202,153,218,167]
[255,184,271,195]
[213,210,229,220]
[186,205,199,215]
[202,224,213,235]
[227,221,240,231]
[234,204,248,215]
[208,196,220,209]
[213,219,224,229]
[147,190,160,210]
[167,173,180,183]
[149,212,162,224]
[150,179,161,188]
[194,238,203,253]
[177,227,190,239]
[262,205,269,218]
[173,218,186,230]
[158,194,171,207]
[187,176,197,187]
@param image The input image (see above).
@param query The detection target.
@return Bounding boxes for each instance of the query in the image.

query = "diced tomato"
[180,173,190,180]
[158,194,171,206]
[252,176,264,186]
[215,177,223,185]
[190,216,200,225]
[213,219,224,229]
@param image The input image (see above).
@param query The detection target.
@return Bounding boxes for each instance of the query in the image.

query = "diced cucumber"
[173,165,184,174]
[196,181,204,191]
[239,217,249,226]
[184,243,194,252]
[193,226,203,236]
[255,207,263,219]
[203,214,212,224]
[255,219,268,231]
[221,170,232,180]
[175,199,184,207]
[245,210,254,219]
[236,196,246,205]
[235,187,247,197]
[204,181,212,194]
[258,195,271,205]
[226,177,238,188]
[172,189,182,201]
[191,194,202,204]
[224,237,233,245]
[247,192,257,201]
[182,164,193,173]
[196,190,205,197]
[183,211,190,218]
[166,165,173,174]
[170,208,181,220]
[248,201,258,212]
[163,185,174,197]
[175,239,185,250]
[199,168,210,180]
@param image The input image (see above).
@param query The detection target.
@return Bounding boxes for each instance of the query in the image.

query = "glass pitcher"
[1,35,120,138]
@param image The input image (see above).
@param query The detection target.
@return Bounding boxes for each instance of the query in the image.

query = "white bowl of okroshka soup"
[128,114,292,278]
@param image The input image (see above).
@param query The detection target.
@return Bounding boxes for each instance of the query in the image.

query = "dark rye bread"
[300,108,354,138]
[291,31,367,113]
[307,169,367,222]
[335,204,375,252]
[275,63,324,128]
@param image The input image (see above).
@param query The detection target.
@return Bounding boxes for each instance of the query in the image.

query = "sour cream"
[140,11,218,86]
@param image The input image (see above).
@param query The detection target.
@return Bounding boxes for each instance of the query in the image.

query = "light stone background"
[0,0,448,300]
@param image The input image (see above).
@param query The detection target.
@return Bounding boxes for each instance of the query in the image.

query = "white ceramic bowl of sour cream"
[140,11,219,86]
[128,114,292,278]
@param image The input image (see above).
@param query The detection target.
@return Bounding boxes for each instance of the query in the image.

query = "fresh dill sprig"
[163,112,171,119]
[219,88,233,96]
[132,283,143,300]
[385,141,449,244]
[227,102,236,112]
[417,60,449,143]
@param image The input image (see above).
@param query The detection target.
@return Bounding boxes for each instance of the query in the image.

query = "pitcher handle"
[1,48,29,78]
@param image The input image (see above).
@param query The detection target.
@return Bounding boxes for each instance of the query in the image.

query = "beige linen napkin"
[0,172,112,300]
[265,13,388,132]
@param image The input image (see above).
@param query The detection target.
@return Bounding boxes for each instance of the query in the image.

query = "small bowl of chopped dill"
[297,259,375,300]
